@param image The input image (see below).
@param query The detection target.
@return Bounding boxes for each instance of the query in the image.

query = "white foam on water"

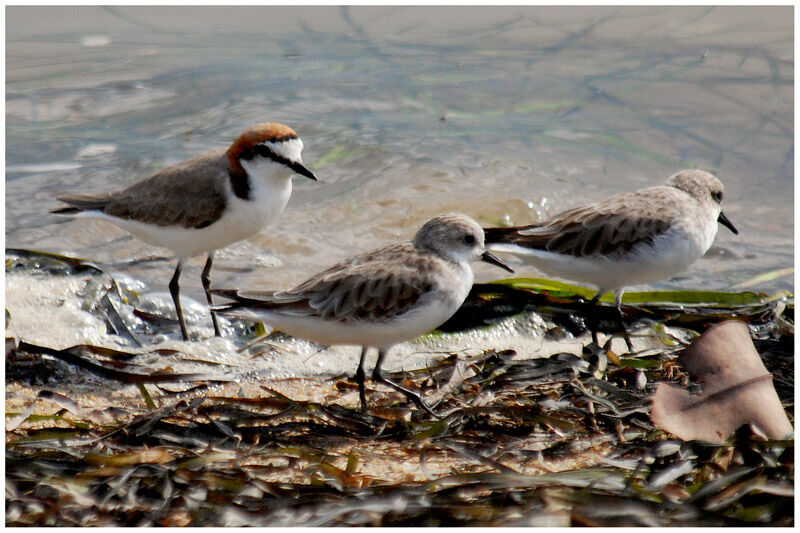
[5,273,111,349]
[5,270,565,388]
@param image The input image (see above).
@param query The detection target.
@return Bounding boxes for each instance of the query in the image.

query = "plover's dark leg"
[169,260,190,341]
[372,349,438,417]
[355,347,369,411]
[201,251,221,337]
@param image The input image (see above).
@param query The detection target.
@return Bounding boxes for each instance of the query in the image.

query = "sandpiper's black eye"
[711,191,723,203]
[463,234,476,245]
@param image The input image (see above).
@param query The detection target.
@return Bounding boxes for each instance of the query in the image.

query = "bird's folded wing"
[487,190,675,258]
[56,150,230,229]
[213,251,438,323]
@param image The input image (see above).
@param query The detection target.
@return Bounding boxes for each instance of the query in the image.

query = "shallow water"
[5,6,794,369]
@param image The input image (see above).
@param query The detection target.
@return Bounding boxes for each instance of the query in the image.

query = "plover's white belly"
[79,180,291,258]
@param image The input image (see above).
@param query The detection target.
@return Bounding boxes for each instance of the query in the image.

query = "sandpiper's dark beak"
[481,250,514,273]
[718,211,738,235]
[291,161,318,181]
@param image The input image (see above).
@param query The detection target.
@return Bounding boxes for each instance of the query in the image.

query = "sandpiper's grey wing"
[213,243,441,322]
[283,245,440,322]
[485,187,677,258]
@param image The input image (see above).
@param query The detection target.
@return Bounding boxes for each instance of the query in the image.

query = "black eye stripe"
[253,144,312,178]
[253,143,293,167]
[240,141,316,181]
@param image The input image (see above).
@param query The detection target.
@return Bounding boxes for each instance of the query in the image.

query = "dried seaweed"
[9,340,221,385]
[441,278,790,334]
[5,248,794,526]
[6,322,793,526]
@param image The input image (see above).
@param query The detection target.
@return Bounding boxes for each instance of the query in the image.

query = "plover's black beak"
[718,211,738,235]
[291,161,318,181]
[481,250,514,273]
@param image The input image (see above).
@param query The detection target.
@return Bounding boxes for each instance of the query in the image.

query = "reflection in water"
[6,6,793,308]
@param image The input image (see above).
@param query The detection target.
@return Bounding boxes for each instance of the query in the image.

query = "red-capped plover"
[52,123,317,341]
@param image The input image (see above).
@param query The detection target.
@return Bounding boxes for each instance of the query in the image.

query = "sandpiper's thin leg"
[201,251,222,337]
[614,290,633,352]
[169,260,190,341]
[587,291,602,347]
[372,349,438,417]
[355,347,369,411]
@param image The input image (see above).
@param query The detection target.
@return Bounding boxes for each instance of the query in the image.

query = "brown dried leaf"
[651,320,793,443]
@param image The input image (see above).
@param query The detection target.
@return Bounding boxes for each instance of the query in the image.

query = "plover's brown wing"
[485,187,679,258]
[55,149,230,230]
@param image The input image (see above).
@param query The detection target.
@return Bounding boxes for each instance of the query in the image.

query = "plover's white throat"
[212,213,513,416]
[52,123,317,341]
[484,169,738,350]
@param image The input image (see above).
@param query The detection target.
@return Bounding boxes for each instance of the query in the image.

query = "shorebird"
[212,213,513,415]
[483,169,738,350]
[52,123,317,340]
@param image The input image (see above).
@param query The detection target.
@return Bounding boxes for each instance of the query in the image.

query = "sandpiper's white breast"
[233,294,464,350]
[490,215,719,292]
[228,258,474,349]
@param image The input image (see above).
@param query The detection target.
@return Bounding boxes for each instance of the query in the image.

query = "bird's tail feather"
[51,194,110,215]
[482,225,522,243]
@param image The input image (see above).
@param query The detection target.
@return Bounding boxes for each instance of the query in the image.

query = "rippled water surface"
[6,6,794,355]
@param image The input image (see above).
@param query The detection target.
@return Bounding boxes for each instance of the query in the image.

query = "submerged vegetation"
[5,249,794,526]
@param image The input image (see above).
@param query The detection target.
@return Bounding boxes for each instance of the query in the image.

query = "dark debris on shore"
[5,248,795,526]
